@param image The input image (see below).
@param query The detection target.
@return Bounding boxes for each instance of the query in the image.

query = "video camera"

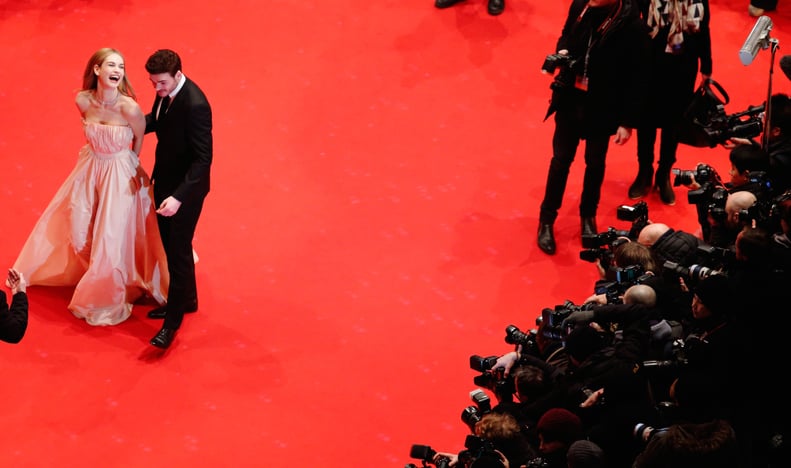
[699,104,764,148]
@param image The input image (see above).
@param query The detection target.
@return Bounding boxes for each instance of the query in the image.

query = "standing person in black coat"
[537,0,651,255]
[629,0,712,206]
[144,49,213,349]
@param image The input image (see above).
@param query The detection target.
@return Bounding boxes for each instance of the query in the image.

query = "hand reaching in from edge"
[5,268,26,294]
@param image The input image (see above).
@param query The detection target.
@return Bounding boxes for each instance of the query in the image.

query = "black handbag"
[677,78,730,148]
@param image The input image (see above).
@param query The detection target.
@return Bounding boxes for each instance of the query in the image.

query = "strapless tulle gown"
[13,121,169,325]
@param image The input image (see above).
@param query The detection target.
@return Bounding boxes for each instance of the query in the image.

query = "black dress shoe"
[435,0,464,8]
[150,327,177,349]
[147,303,198,319]
[537,223,556,255]
[487,0,504,15]
[581,216,598,238]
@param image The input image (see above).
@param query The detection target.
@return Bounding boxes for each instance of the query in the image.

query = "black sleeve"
[0,291,28,344]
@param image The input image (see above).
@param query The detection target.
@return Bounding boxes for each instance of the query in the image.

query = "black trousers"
[155,194,205,330]
[539,111,609,224]
[636,125,680,176]
[750,0,778,10]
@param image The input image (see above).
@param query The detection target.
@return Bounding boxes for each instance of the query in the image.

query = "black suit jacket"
[145,77,212,204]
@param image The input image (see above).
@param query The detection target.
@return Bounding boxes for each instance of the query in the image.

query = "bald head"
[637,223,670,246]
[725,191,757,226]
[623,284,657,306]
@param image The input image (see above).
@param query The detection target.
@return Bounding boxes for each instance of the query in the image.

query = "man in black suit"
[144,49,213,349]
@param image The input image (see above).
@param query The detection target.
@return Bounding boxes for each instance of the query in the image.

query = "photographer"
[562,287,661,467]
[632,419,740,468]
[536,0,651,255]
[706,190,757,249]
[1,268,28,344]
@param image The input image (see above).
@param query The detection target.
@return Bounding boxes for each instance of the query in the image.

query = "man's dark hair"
[729,144,769,174]
[513,365,549,402]
[145,49,182,76]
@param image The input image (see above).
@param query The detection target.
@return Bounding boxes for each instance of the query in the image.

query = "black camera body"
[540,301,594,341]
[458,435,500,467]
[541,53,577,74]
[408,444,451,468]
[470,358,514,403]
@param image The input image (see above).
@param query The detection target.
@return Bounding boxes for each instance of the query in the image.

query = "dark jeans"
[539,111,609,224]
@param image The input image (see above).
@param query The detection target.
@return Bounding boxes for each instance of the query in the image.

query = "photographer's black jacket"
[548,0,651,136]
[0,290,28,344]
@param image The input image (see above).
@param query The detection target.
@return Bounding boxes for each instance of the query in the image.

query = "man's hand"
[613,126,632,145]
[493,351,520,377]
[156,196,182,217]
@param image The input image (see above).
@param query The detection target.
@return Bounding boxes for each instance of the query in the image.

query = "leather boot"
[537,223,556,255]
[581,216,598,238]
[487,0,505,15]
[628,168,653,199]
[655,171,676,205]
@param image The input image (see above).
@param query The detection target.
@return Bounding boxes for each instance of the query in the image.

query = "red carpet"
[0,1,789,466]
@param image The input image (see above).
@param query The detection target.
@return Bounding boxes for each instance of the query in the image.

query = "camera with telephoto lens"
[504,322,540,357]
[541,53,578,74]
[470,357,514,403]
[662,260,725,286]
[407,444,451,468]
[672,163,726,205]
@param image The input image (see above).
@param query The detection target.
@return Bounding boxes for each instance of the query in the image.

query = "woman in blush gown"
[12,48,168,326]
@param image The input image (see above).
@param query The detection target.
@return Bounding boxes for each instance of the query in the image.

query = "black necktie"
[158,96,170,119]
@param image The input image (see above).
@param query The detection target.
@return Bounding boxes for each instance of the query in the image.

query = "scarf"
[646,0,705,54]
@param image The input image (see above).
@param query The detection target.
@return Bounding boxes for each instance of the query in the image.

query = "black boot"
[581,216,597,239]
[628,167,654,199]
[655,171,676,205]
[537,223,556,255]
[487,0,505,15]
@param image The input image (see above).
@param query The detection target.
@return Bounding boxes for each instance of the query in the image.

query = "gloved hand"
[561,309,595,330]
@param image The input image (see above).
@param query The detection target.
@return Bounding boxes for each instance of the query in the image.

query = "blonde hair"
[81,47,136,99]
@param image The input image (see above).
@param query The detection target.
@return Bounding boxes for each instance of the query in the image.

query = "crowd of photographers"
[408,156,791,466]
